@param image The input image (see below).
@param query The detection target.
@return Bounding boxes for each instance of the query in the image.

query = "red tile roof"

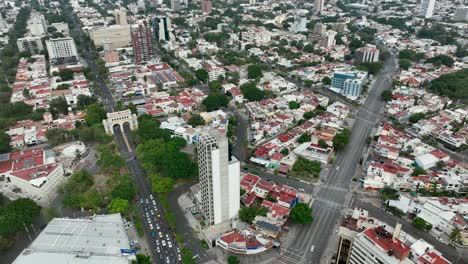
[363,227,410,261]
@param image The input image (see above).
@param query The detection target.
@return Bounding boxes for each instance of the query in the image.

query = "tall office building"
[0,12,8,30]
[249,0,256,5]
[314,0,325,14]
[131,20,154,64]
[197,130,240,226]
[453,6,468,22]
[171,0,181,11]
[419,0,436,18]
[154,16,174,42]
[201,0,212,14]
[354,44,380,64]
[45,37,79,65]
[17,36,44,54]
[114,8,128,25]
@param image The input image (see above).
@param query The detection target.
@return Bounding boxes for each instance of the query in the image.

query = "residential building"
[154,16,174,42]
[331,71,367,98]
[113,8,128,25]
[197,130,240,226]
[17,36,44,54]
[202,60,225,82]
[201,1,212,14]
[349,226,411,264]
[28,12,47,36]
[13,214,136,264]
[171,0,181,11]
[453,6,468,22]
[45,37,79,66]
[0,12,8,30]
[89,25,131,50]
[0,148,65,201]
[314,0,324,14]
[419,0,436,18]
[131,20,154,64]
[249,0,256,5]
[51,22,69,36]
[293,142,334,165]
[354,44,379,64]
[319,30,337,49]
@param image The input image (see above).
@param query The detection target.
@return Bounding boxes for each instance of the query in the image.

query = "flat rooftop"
[13,214,134,264]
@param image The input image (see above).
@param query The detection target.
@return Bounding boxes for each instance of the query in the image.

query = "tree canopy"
[333,129,351,151]
[238,206,268,224]
[290,202,313,224]
[247,64,263,79]
[195,69,209,83]
[85,104,107,126]
[108,198,130,214]
[0,198,41,237]
[427,68,468,99]
[187,114,206,127]
[202,93,229,111]
[241,81,265,102]
[292,157,321,178]
[150,175,174,193]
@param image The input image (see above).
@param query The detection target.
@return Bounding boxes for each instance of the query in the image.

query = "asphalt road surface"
[280,55,398,264]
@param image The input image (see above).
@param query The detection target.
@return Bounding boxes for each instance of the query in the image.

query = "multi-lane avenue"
[279,55,398,264]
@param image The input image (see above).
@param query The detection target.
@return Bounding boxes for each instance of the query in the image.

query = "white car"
[336,166,340,171]
[310,245,315,252]
[161,240,166,247]
[168,241,173,248]
[158,232,163,238]
[149,224,153,230]
[130,240,138,246]
[156,246,161,253]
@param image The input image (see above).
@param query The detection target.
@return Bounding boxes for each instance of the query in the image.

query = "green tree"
[227,256,240,264]
[241,82,264,102]
[322,76,331,85]
[77,95,97,110]
[379,187,399,200]
[181,248,196,264]
[288,101,300,109]
[108,198,130,214]
[333,129,351,151]
[381,90,393,101]
[0,132,11,154]
[0,198,41,237]
[412,217,432,231]
[151,175,174,193]
[238,206,268,223]
[247,64,263,79]
[45,128,69,146]
[195,69,209,82]
[110,173,136,201]
[409,113,425,123]
[318,139,328,148]
[49,96,69,118]
[297,133,311,143]
[292,157,322,178]
[412,167,427,176]
[98,150,125,171]
[85,104,107,126]
[135,254,151,264]
[202,93,229,111]
[398,59,412,70]
[187,114,206,127]
[290,202,313,224]
[450,228,461,241]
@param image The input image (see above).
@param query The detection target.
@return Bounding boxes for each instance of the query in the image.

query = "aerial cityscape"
[0,0,467,263]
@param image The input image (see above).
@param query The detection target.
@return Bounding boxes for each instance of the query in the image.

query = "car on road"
[149,224,153,230]
[130,240,139,246]
[156,246,161,253]
[140,199,144,204]
[156,224,160,230]
[167,241,172,248]
[161,240,166,247]
[165,256,170,264]
[150,231,156,237]
[176,247,180,254]
[150,194,153,199]
[310,245,315,252]
[336,166,340,171]
[158,232,163,238]
[178,254,182,261]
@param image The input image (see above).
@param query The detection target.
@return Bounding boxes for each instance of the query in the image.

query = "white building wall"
[228,158,240,219]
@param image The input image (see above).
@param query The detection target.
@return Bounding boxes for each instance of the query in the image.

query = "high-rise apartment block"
[171,0,181,11]
[197,130,240,226]
[354,44,380,64]
[90,25,132,50]
[419,0,436,18]
[17,36,44,54]
[45,37,79,65]
[454,6,468,22]
[131,20,154,64]
[114,8,128,25]
[201,1,212,14]
[28,12,47,36]
[319,30,337,48]
[154,16,174,42]
[314,0,324,14]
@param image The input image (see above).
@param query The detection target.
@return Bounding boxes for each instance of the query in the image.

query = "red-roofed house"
[416,251,450,264]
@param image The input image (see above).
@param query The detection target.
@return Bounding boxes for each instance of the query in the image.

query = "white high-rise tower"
[419,0,436,18]
[314,0,325,14]
[197,130,240,226]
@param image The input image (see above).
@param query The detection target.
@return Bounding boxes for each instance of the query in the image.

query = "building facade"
[314,0,324,14]
[201,1,212,14]
[114,8,128,25]
[131,20,154,64]
[17,36,44,54]
[332,71,367,98]
[419,0,436,18]
[90,25,131,50]
[171,0,181,10]
[354,44,380,64]
[154,16,174,42]
[197,130,240,226]
[453,6,468,22]
[45,37,79,66]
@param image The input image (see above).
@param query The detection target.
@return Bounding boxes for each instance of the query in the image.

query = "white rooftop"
[13,214,134,264]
